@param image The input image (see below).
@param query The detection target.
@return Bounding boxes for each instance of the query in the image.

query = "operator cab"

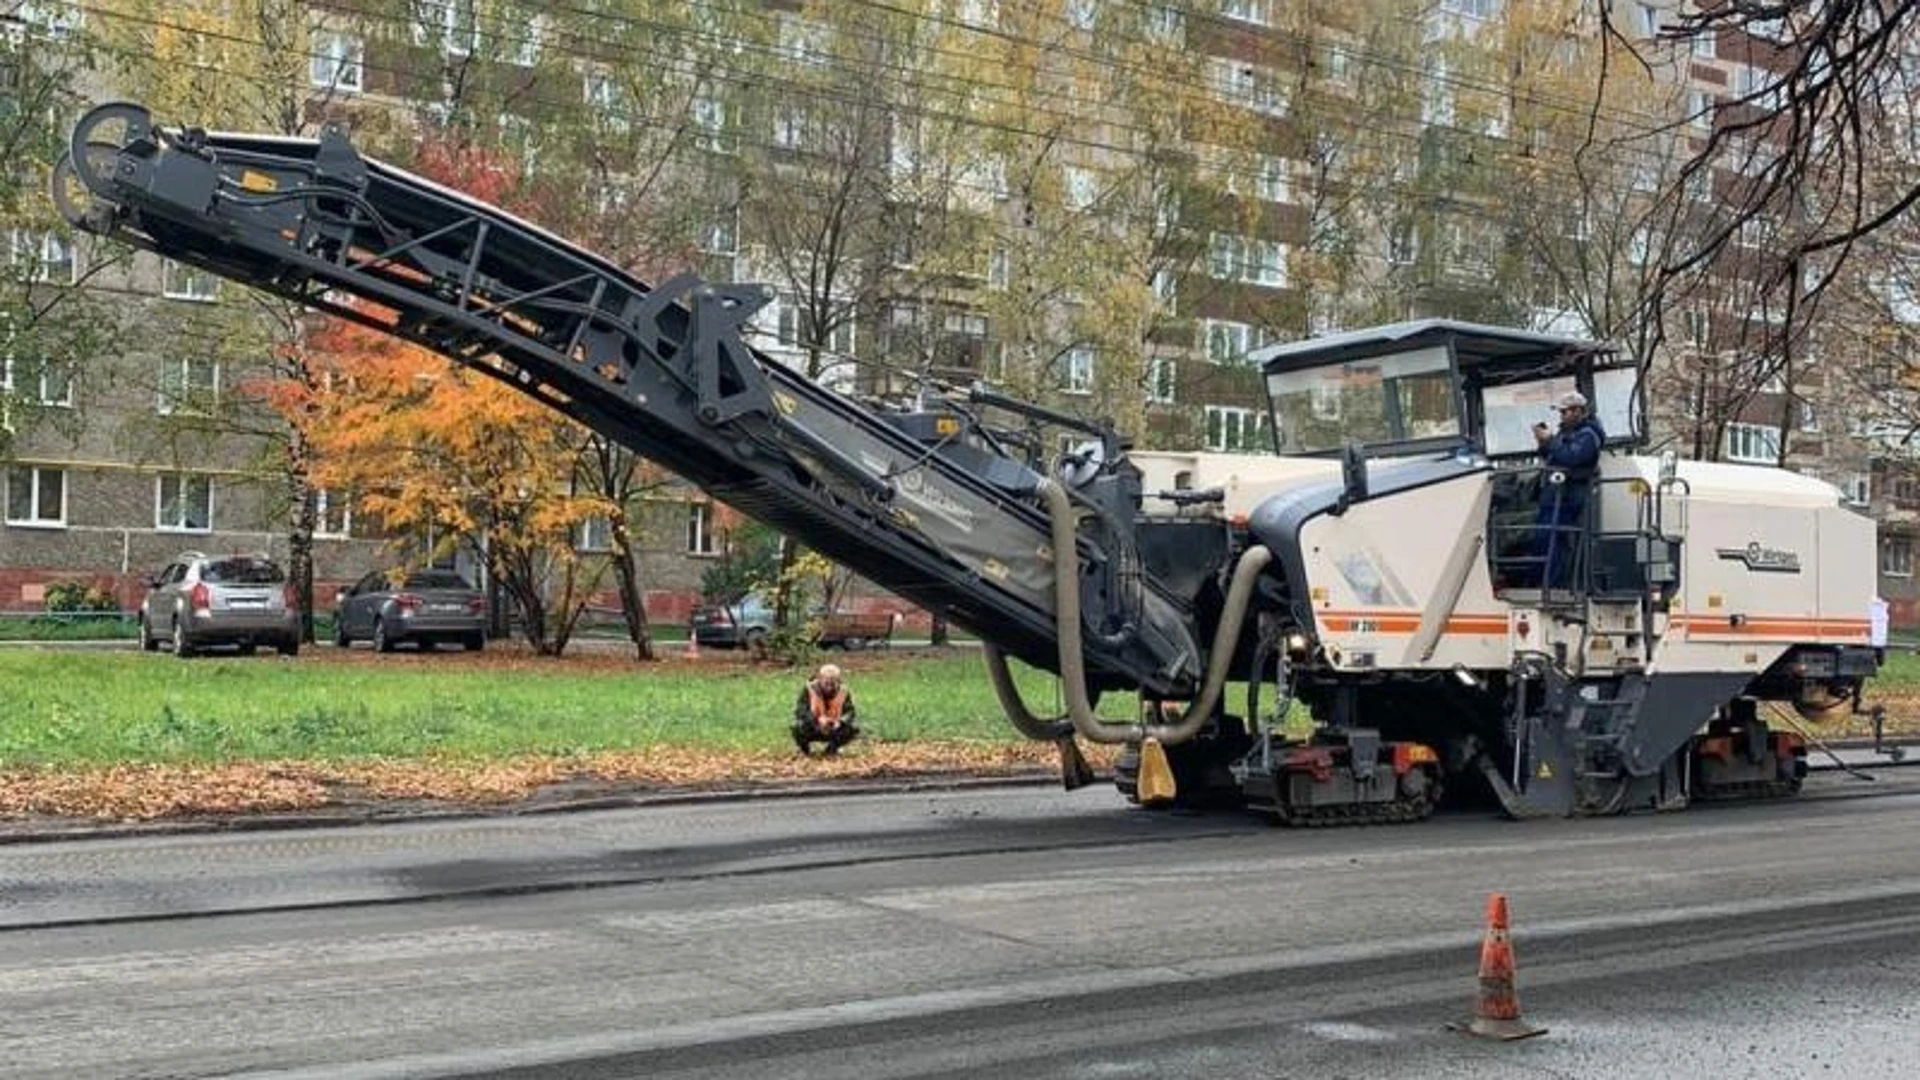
[1251,319,1652,602]
[1251,318,1641,462]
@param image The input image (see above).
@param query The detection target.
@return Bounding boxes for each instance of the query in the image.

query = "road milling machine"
[57,103,1884,825]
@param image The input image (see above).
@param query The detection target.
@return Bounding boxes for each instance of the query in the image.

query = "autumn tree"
[1,9,120,463]
[300,311,608,655]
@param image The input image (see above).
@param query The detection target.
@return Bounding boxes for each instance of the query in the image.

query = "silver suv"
[138,551,301,658]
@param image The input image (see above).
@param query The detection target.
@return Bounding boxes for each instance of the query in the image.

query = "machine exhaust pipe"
[986,479,1272,747]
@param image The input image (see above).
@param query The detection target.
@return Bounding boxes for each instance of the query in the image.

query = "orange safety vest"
[807,683,848,725]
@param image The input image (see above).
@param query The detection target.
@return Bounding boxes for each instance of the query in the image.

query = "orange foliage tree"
[271,139,642,655]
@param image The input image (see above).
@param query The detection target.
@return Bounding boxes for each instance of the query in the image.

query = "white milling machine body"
[1122,321,1881,820]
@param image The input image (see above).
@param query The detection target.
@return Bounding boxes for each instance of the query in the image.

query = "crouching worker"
[792,663,860,757]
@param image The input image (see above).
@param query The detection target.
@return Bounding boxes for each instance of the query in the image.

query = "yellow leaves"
[0,743,1124,821]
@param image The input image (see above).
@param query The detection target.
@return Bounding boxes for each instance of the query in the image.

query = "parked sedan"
[139,552,301,658]
[333,569,487,652]
[690,593,775,649]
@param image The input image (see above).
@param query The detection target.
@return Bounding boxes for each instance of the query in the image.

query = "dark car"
[138,552,301,658]
[333,569,487,652]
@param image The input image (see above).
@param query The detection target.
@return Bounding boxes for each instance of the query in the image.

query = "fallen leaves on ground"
[6,692,1917,824]
[0,741,1122,822]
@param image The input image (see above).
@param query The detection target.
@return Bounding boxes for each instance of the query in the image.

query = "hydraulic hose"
[983,642,1075,741]
[986,478,1273,746]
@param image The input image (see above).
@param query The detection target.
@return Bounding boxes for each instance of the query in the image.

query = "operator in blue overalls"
[1531,390,1605,588]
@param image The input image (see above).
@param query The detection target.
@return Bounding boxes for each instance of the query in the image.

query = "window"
[1147,357,1176,404]
[1143,4,1183,42]
[1798,400,1820,433]
[577,515,613,551]
[1688,90,1712,131]
[1201,319,1255,365]
[1843,474,1871,506]
[1724,422,1781,464]
[1150,267,1177,311]
[773,103,809,149]
[583,69,631,134]
[309,31,364,92]
[1063,165,1098,211]
[1062,346,1094,394]
[4,466,65,527]
[777,14,831,64]
[1422,61,1456,126]
[775,298,857,357]
[954,0,1000,27]
[411,0,477,56]
[1207,233,1289,288]
[1066,0,1098,30]
[1882,536,1913,577]
[156,473,213,532]
[1388,221,1417,265]
[10,1,82,39]
[686,502,718,555]
[1253,155,1290,203]
[8,230,75,284]
[987,247,1010,291]
[1635,3,1659,37]
[1221,0,1270,25]
[3,354,74,407]
[1323,45,1354,87]
[1692,30,1716,59]
[157,357,219,415]
[162,259,219,301]
[691,92,732,152]
[1248,239,1288,286]
[314,489,352,538]
[1205,405,1270,452]
[1628,226,1651,266]
[700,212,738,256]
[1209,58,1287,117]
[936,312,989,372]
[1683,306,1711,347]
[511,12,546,65]
[1441,0,1498,18]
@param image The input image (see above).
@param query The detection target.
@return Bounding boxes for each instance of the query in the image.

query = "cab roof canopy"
[1253,318,1614,376]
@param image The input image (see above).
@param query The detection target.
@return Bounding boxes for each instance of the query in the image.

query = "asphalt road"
[4,772,1920,1078]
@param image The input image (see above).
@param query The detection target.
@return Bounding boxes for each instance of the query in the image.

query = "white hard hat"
[1556,391,1588,410]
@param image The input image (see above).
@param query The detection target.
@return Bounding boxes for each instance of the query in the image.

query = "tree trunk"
[286,443,317,644]
[772,535,801,631]
[609,512,655,661]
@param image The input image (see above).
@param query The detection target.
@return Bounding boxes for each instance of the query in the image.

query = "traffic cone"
[1455,893,1546,1041]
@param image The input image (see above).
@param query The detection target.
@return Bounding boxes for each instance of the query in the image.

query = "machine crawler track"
[1261,792,1440,827]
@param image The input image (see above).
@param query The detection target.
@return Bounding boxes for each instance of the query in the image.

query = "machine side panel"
[1245,461,1502,670]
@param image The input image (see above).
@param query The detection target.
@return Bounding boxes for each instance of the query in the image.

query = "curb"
[0,770,1077,846]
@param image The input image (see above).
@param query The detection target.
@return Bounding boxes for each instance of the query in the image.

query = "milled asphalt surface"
[2,769,1920,1077]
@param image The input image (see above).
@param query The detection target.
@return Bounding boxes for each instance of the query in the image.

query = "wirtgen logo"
[1715,542,1802,573]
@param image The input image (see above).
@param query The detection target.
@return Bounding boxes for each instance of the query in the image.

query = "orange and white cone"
[1455,893,1546,1040]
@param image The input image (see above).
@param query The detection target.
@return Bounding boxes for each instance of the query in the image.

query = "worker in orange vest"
[791,662,860,757]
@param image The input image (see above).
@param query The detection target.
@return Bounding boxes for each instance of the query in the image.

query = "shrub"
[44,581,119,614]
